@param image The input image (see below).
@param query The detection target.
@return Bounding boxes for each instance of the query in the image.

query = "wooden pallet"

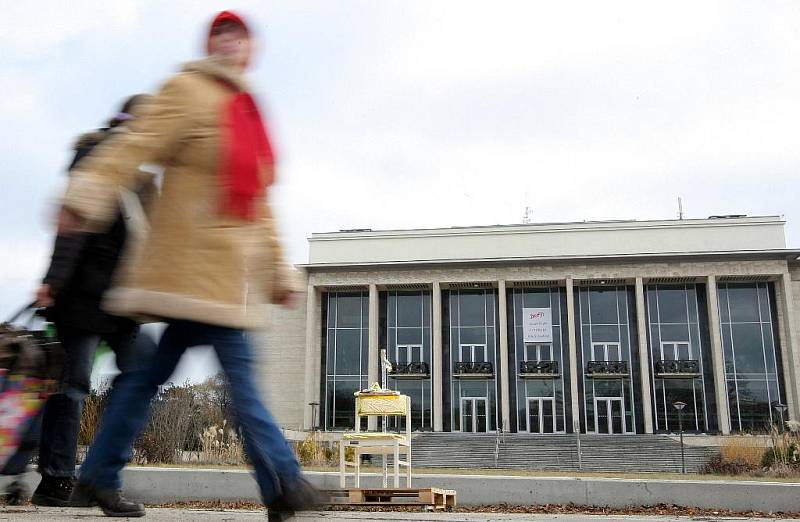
[324,487,457,510]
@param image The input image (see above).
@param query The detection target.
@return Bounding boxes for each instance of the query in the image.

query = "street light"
[673,401,687,474]
[308,402,320,431]
[773,402,788,432]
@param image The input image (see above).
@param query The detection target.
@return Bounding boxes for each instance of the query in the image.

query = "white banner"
[523,308,553,343]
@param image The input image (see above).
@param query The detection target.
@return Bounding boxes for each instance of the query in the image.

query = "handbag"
[0,303,64,468]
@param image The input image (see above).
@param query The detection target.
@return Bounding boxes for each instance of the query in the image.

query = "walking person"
[1,96,156,506]
[58,11,318,518]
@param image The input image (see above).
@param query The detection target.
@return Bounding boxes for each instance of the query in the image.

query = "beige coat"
[63,57,295,329]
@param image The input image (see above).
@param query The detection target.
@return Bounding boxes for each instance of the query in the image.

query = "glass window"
[579,286,637,434]
[727,286,761,323]
[717,282,784,432]
[731,323,767,374]
[387,290,433,431]
[449,289,498,432]
[334,329,362,375]
[647,284,711,433]
[336,295,363,328]
[590,325,620,343]
[589,289,619,324]
[656,287,688,323]
[458,326,486,345]
[397,293,422,327]
[458,292,487,326]
[324,292,369,430]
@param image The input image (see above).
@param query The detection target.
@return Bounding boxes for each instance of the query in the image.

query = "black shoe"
[267,509,295,522]
[270,476,322,516]
[31,475,74,507]
[2,477,28,505]
[70,482,144,517]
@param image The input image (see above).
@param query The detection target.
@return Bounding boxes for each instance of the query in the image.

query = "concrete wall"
[307,259,790,287]
[308,217,787,266]
[259,291,308,430]
[9,468,795,512]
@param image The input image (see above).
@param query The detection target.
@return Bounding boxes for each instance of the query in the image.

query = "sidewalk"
[2,507,798,522]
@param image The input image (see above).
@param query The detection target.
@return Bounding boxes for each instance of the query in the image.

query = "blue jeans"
[1,324,150,478]
[78,320,301,503]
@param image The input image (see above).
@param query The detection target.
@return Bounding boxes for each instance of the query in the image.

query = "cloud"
[0,0,143,58]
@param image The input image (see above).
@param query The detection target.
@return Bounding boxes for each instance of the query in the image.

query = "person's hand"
[275,290,299,308]
[35,284,54,308]
[56,206,85,234]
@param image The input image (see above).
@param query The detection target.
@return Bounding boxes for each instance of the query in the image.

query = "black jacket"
[43,130,133,334]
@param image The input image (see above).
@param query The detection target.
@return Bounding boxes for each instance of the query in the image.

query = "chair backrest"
[356,394,408,417]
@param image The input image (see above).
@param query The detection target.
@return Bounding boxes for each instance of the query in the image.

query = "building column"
[303,284,321,430]
[565,278,581,433]
[432,282,444,432]
[367,284,379,430]
[706,275,731,434]
[775,273,800,421]
[635,278,654,434]
[498,280,511,432]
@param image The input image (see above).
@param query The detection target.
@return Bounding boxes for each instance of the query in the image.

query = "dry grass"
[78,389,110,446]
[719,436,768,467]
[196,421,244,465]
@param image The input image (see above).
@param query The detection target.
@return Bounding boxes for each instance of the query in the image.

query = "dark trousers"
[2,323,154,478]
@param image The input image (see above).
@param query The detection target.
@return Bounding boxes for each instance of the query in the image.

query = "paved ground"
[0,508,796,522]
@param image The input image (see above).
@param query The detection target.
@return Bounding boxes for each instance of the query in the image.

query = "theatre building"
[261,215,800,437]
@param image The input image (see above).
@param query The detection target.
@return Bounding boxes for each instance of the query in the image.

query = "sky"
[2,1,800,382]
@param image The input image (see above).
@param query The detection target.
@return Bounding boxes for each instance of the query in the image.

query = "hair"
[108,94,150,128]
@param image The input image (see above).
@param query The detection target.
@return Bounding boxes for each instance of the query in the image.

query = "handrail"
[493,425,504,468]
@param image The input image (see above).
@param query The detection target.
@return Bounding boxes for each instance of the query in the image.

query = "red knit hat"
[207,11,249,54]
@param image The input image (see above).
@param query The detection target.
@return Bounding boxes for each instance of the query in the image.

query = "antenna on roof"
[522,190,532,224]
[677,196,684,220]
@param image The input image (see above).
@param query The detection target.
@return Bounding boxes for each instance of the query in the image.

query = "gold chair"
[339,392,412,488]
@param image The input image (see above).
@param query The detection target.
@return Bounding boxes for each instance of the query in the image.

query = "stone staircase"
[408,433,719,473]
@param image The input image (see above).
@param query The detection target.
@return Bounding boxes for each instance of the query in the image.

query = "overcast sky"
[2,1,799,379]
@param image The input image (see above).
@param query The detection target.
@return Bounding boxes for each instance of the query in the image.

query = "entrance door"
[460,398,488,432]
[526,398,556,433]
[595,398,625,434]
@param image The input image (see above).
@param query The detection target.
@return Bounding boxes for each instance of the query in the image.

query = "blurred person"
[58,11,318,519]
[1,96,156,506]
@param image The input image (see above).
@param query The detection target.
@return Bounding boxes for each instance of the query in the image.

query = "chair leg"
[339,442,346,488]
[393,444,400,488]
[406,446,412,487]
[382,453,388,488]
[354,449,361,488]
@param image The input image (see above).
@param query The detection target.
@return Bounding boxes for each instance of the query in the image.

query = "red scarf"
[219,91,274,220]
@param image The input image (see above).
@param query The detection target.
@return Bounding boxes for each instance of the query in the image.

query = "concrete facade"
[261,216,800,435]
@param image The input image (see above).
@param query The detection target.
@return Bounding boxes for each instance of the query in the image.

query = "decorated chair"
[339,389,412,488]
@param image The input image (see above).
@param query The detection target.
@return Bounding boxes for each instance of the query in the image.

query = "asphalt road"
[0,507,795,522]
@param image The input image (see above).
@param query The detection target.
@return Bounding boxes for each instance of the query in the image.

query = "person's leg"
[36,324,98,481]
[77,322,190,491]
[211,327,303,505]
[105,325,157,384]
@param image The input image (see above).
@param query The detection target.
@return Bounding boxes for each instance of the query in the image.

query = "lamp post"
[308,402,320,431]
[673,401,687,474]
[773,402,788,433]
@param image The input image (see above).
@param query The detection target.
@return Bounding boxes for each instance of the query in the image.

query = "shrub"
[700,454,758,475]
[133,383,196,464]
[764,424,800,470]
[78,388,111,446]
[719,437,767,468]
[296,431,327,466]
